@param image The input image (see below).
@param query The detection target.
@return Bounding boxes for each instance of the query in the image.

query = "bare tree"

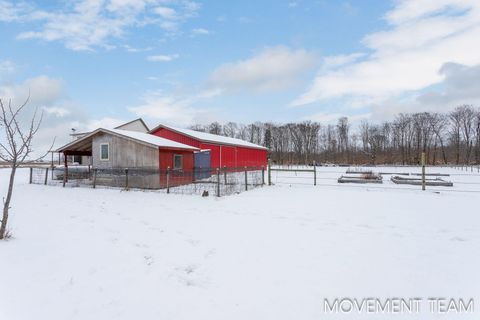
[223,122,238,138]
[0,98,51,240]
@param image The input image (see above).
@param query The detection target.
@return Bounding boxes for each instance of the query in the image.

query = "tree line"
[190,105,480,165]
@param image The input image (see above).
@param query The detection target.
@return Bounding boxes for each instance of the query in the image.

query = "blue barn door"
[194,150,211,180]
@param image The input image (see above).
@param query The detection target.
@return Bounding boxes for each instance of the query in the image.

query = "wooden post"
[244,167,248,191]
[313,160,317,186]
[262,166,265,185]
[93,168,97,188]
[166,167,170,194]
[44,168,49,185]
[29,167,33,184]
[224,166,227,185]
[421,152,426,191]
[63,151,68,183]
[268,159,272,186]
[62,167,66,187]
[216,168,220,197]
[125,168,129,190]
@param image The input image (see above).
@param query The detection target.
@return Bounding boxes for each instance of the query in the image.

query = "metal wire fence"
[29,166,266,197]
[267,164,480,193]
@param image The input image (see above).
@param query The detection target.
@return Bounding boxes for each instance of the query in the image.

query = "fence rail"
[30,166,265,197]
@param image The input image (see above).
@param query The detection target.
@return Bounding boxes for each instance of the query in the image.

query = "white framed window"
[173,154,183,170]
[100,143,109,161]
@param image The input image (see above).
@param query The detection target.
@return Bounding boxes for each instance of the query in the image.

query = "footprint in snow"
[450,236,467,242]
[144,255,154,266]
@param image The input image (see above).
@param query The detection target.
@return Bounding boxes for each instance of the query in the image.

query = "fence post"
[262,166,265,185]
[244,166,248,191]
[93,168,97,188]
[44,168,49,185]
[216,168,220,197]
[125,168,129,190]
[421,152,426,191]
[166,167,170,194]
[224,166,227,185]
[268,159,272,186]
[313,160,317,186]
[29,167,33,184]
[62,165,66,187]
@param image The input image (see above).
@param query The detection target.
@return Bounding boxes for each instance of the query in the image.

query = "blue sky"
[1,0,480,148]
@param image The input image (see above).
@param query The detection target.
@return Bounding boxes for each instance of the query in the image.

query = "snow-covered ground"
[0,167,479,320]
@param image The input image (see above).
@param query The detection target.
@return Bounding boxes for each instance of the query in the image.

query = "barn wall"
[159,149,195,188]
[92,133,159,169]
[91,133,161,189]
[151,127,267,168]
[199,143,267,168]
[159,149,194,170]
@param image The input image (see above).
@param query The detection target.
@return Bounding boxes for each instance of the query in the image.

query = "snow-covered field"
[0,167,479,320]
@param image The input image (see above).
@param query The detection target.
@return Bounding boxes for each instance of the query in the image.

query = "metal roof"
[149,124,268,150]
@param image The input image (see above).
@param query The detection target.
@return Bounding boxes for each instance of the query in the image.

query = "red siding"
[159,149,194,170]
[158,148,195,188]
[151,127,267,169]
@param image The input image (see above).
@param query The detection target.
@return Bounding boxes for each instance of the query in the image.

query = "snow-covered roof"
[57,128,199,152]
[150,124,268,150]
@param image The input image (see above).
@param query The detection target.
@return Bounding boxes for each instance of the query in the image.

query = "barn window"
[173,154,183,170]
[100,143,109,161]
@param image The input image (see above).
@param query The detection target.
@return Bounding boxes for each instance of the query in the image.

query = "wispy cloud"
[5,0,201,51]
[147,54,180,62]
[292,0,480,109]
[191,28,210,35]
[0,60,15,74]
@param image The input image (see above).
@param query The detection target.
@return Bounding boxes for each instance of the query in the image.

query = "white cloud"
[369,62,480,121]
[191,27,210,35]
[0,75,64,107]
[42,106,70,117]
[292,0,480,108]
[0,0,27,22]
[128,91,216,126]
[154,6,178,20]
[147,54,180,62]
[7,0,201,51]
[209,46,316,93]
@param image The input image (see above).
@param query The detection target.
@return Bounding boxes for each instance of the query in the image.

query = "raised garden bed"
[390,175,453,187]
[338,172,383,184]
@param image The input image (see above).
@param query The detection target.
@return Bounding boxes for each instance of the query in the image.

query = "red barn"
[149,124,268,168]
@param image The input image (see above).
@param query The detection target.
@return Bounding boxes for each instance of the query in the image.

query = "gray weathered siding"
[92,133,160,188]
[92,133,159,169]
